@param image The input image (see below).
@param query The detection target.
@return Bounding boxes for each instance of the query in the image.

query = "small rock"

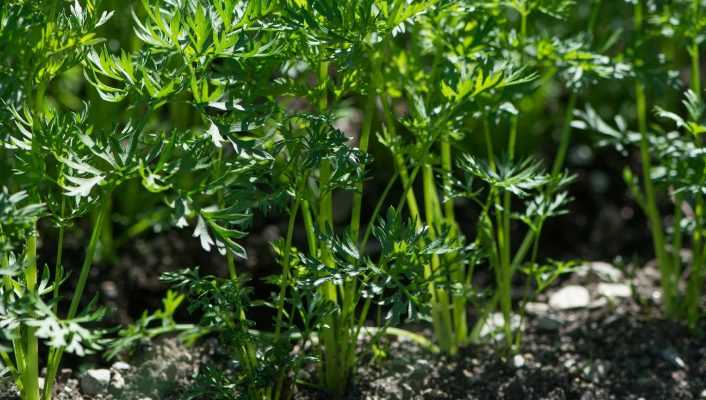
[80,368,111,395]
[512,354,525,368]
[478,312,523,340]
[111,370,126,391]
[59,368,72,380]
[564,358,577,370]
[576,261,623,282]
[525,302,550,315]
[101,281,119,299]
[660,348,686,369]
[549,285,591,310]
[596,283,631,298]
[111,361,131,371]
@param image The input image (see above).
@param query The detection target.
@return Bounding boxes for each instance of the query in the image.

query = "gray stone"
[549,285,591,309]
[660,348,686,369]
[596,283,631,299]
[576,261,623,282]
[512,354,525,368]
[111,361,131,371]
[80,368,111,395]
[525,302,550,315]
[111,370,126,391]
[478,312,523,339]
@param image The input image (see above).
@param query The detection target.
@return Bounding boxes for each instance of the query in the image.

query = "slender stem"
[634,1,675,316]
[441,137,468,346]
[636,81,675,313]
[274,199,301,338]
[483,118,496,171]
[423,165,456,354]
[588,0,603,40]
[551,93,577,177]
[500,120,518,350]
[691,0,701,96]
[216,148,237,280]
[350,66,377,241]
[52,198,66,314]
[377,68,424,227]
[301,199,318,256]
[126,106,149,163]
[22,230,39,400]
[67,201,107,319]
[43,196,109,399]
[671,196,683,279]
[359,171,399,251]
[519,12,528,63]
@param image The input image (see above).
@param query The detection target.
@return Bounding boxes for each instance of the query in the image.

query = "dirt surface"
[295,263,706,400]
[304,306,706,400]
[2,278,704,399]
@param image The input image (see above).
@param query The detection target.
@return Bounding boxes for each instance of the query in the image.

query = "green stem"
[216,148,238,280]
[274,199,301,338]
[551,93,577,177]
[301,200,318,256]
[637,82,674,312]
[359,171,399,251]
[519,12,528,63]
[43,196,109,399]
[588,0,603,40]
[22,231,39,400]
[316,60,351,397]
[423,165,456,354]
[483,118,496,171]
[350,68,377,241]
[68,202,106,318]
[672,197,683,280]
[691,0,701,97]
[52,197,66,314]
[441,135,468,346]
[634,38,675,316]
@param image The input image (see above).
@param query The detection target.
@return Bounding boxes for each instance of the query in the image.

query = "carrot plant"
[576,0,706,328]
[87,1,443,397]
[365,0,622,354]
[0,2,120,399]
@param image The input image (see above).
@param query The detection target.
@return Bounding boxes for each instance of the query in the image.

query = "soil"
[328,305,706,400]
[309,264,706,400]
[3,260,703,400]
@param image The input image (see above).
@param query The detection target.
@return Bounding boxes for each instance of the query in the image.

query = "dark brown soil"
[2,273,704,399]
[311,306,706,400]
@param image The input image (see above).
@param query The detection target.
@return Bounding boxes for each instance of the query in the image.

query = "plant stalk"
[43,196,109,400]
[22,230,39,400]
[634,0,676,316]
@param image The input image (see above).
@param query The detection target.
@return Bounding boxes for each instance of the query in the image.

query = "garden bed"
[3,260,702,400]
